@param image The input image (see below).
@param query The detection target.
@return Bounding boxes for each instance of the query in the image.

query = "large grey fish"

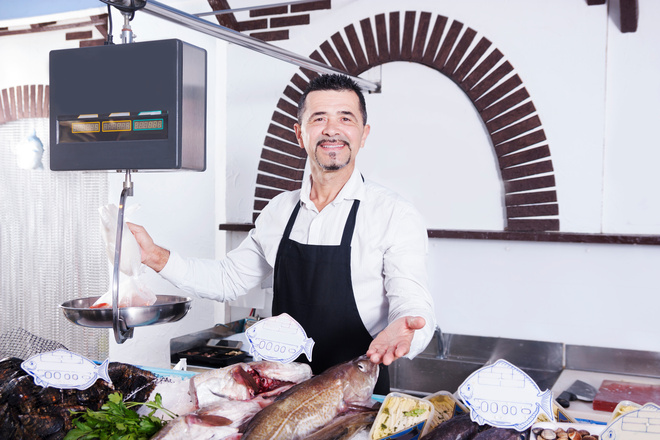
[421,413,479,440]
[241,355,379,440]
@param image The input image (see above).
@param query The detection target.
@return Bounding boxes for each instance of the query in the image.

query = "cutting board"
[593,380,660,412]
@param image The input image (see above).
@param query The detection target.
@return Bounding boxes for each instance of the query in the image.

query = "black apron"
[272,199,390,395]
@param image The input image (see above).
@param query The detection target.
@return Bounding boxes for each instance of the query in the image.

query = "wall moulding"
[219,223,660,246]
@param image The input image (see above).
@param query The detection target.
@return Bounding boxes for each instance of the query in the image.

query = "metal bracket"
[141,0,381,93]
[112,170,135,343]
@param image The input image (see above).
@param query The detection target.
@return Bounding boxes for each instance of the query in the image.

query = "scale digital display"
[58,111,168,143]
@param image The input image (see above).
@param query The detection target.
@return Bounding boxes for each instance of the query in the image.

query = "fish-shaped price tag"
[601,402,660,439]
[245,313,314,363]
[458,359,554,432]
[21,349,112,390]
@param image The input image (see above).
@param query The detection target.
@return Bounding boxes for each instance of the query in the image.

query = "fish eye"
[357,362,366,371]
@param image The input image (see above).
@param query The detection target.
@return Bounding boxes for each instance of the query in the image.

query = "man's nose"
[322,118,341,136]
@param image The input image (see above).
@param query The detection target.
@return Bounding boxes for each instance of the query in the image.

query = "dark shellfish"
[0,356,160,439]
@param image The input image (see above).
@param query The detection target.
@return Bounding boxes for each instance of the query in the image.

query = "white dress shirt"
[160,168,436,359]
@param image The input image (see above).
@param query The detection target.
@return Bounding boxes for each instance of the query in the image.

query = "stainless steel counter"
[389,329,660,400]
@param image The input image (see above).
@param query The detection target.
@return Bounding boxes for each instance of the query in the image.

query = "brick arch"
[253,11,559,232]
[0,85,50,124]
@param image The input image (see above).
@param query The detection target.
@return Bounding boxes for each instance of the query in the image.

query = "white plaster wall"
[224,0,660,353]
[603,0,660,234]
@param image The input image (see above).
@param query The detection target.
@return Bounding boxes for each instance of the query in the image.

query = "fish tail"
[469,409,485,426]
[303,338,314,362]
[33,375,47,388]
[97,358,113,385]
[540,389,554,420]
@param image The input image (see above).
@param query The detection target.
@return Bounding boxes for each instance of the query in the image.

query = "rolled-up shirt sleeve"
[159,228,273,302]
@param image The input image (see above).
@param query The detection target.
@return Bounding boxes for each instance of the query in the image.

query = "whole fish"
[473,427,527,440]
[242,355,379,440]
[421,413,479,440]
[458,359,553,431]
[151,398,263,440]
[304,409,378,440]
[190,361,312,408]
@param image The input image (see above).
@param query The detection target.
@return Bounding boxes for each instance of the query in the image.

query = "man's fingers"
[406,316,426,330]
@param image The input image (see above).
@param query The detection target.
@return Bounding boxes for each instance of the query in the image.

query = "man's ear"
[294,123,303,148]
[360,124,371,149]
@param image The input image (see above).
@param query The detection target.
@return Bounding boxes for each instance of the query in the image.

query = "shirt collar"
[300,168,365,210]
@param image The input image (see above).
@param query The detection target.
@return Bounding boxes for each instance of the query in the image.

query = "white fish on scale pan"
[20,349,112,390]
[246,313,314,363]
[458,359,554,431]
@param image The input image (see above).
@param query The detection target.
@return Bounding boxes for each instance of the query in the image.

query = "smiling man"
[128,74,436,395]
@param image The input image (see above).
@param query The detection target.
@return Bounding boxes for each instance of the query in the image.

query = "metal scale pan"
[60,171,192,343]
[60,295,191,329]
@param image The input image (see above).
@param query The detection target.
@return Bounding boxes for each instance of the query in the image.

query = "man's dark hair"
[297,74,367,125]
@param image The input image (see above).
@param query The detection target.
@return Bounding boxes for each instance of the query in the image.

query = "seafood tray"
[171,346,248,368]
[370,392,435,440]
[530,422,604,440]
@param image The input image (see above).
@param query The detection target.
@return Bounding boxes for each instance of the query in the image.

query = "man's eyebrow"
[308,111,328,120]
[307,110,357,120]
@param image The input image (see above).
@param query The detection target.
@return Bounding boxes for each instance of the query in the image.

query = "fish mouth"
[354,356,379,381]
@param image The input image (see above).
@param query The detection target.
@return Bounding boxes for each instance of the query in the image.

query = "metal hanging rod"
[195,0,321,17]
[141,0,380,93]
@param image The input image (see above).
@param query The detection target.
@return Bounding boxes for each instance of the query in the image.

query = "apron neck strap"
[282,202,302,239]
[340,200,360,246]
[282,199,361,245]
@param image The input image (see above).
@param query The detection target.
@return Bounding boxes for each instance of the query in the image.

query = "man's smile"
[317,139,349,149]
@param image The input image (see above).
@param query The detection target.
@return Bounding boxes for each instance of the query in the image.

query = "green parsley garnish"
[64,392,176,440]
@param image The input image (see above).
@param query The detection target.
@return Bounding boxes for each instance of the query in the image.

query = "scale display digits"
[72,122,100,133]
[58,112,168,143]
[103,120,132,132]
[134,119,163,130]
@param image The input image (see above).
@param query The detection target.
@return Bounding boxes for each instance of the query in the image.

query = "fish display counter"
[3,348,655,440]
[4,318,659,440]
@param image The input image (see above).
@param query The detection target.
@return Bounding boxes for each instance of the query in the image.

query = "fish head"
[458,377,475,401]
[21,359,37,374]
[337,356,379,404]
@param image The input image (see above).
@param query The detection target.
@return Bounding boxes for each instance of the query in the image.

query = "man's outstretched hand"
[366,316,426,365]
